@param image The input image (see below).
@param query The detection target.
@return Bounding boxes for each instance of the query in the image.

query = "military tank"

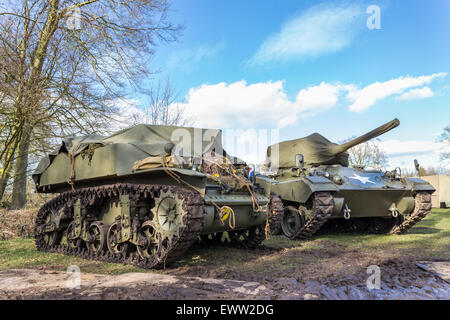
[33,124,283,269]
[257,119,435,239]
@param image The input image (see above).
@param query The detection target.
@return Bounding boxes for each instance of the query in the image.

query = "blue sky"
[132,0,450,170]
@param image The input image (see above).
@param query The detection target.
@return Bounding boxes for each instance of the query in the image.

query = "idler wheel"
[66,221,84,249]
[281,207,306,239]
[87,221,107,253]
[42,214,61,247]
[136,221,162,260]
[107,221,131,256]
[43,230,60,247]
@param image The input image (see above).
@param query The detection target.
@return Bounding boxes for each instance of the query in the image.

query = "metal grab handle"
[343,204,351,220]
[390,208,399,218]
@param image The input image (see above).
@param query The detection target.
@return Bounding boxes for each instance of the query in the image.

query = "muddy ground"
[0,240,449,300]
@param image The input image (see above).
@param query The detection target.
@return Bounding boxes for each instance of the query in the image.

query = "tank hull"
[332,190,414,218]
[258,165,435,238]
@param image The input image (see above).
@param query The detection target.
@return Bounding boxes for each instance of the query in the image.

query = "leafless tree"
[126,78,191,127]
[343,137,388,170]
[439,125,450,161]
[0,0,180,208]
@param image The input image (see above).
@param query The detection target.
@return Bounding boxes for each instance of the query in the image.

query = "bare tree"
[343,137,388,170]
[127,78,191,126]
[0,0,180,208]
[419,166,450,176]
[439,125,450,161]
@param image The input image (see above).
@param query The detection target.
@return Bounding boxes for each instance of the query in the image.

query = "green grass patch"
[0,238,145,274]
[316,208,450,259]
[0,208,448,275]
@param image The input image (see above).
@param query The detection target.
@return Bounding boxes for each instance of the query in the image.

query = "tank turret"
[266,118,400,169]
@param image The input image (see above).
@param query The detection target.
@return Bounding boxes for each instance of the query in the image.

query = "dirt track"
[1,259,449,300]
[1,210,449,300]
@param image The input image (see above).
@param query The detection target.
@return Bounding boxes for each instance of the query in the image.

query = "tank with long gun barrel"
[258,118,434,239]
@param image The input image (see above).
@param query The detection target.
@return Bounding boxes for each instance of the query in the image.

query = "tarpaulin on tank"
[67,124,224,157]
[266,118,400,169]
[32,124,227,183]
[32,133,108,183]
[266,133,350,168]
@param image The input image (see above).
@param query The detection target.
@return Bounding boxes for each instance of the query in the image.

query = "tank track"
[34,183,205,269]
[196,194,283,247]
[268,193,284,235]
[285,192,334,239]
[389,191,432,235]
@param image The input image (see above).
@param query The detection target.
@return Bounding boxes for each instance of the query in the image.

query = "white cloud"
[105,92,450,171]
[379,139,449,171]
[249,4,363,65]
[347,72,447,112]
[167,41,225,71]
[176,80,346,129]
[380,139,445,157]
[397,87,434,100]
[386,154,448,172]
[177,80,295,128]
[175,73,446,129]
[295,82,352,118]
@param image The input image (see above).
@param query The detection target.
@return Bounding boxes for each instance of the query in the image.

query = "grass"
[0,238,146,274]
[317,208,450,258]
[0,208,448,275]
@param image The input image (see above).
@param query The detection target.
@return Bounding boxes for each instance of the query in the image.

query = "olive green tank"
[33,124,282,268]
[257,119,435,239]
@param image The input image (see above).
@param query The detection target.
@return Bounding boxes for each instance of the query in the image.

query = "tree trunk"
[11,125,32,209]
[0,166,12,203]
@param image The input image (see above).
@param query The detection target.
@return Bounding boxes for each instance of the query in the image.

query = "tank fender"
[396,196,415,215]
[255,175,279,197]
[129,167,207,195]
[268,176,338,204]
[405,177,436,193]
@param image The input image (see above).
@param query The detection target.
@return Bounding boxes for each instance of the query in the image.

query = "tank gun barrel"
[333,118,400,154]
